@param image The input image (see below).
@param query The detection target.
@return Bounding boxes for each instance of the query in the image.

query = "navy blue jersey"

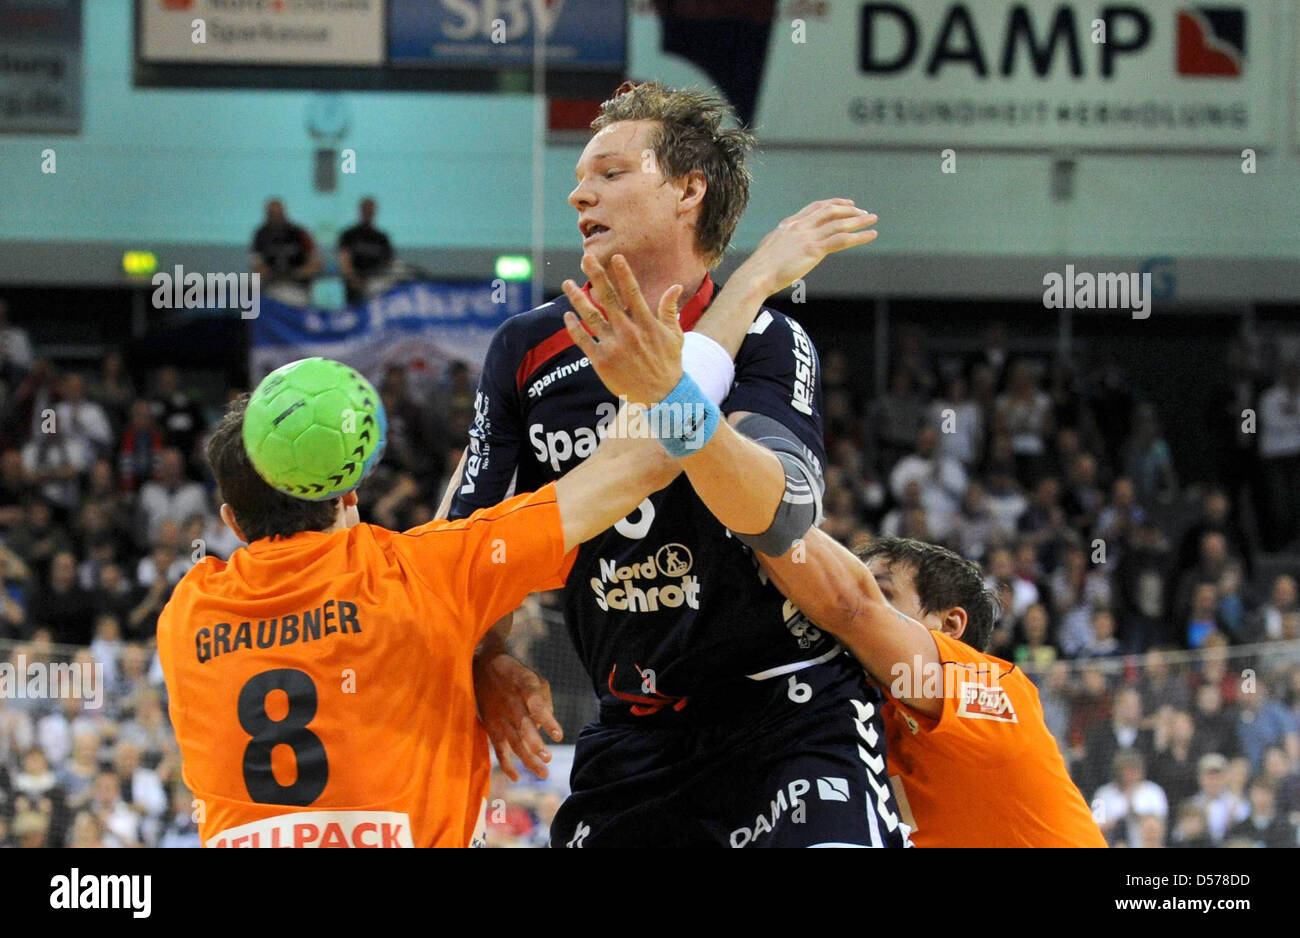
[447,276,839,721]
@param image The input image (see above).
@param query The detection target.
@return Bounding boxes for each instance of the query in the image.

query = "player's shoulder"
[740,304,807,340]
[937,631,1045,719]
[173,554,229,589]
[346,521,445,570]
[156,556,226,636]
[361,514,478,553]
[932,630,1018,681]
[485,297,576,375]
[735,305,819,362]
[496,296,573,341]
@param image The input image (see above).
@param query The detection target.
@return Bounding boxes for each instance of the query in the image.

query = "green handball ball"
[242,357,388,501]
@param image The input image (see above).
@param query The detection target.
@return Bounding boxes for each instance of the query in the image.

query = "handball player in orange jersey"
[157,388,678,847]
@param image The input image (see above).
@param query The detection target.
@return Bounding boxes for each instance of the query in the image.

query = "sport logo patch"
[816,777,850,802]
[956,681,1018,723]
[1176,7,1245,77]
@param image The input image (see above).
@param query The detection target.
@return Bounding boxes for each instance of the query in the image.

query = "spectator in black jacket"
[25,550,95,645]
[89,563,135,622]
[1080,687,1154,799]
[337,197,394,305]
[249,198,321,298]
[149,369,207,466]
[1192,681,1241,760]
[1174,488,1253,581]
[1113,519,1172,649]
[1149,708,1202,808]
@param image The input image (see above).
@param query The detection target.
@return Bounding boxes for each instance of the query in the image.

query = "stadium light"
[122,250,158,277]
[494,255,533,281]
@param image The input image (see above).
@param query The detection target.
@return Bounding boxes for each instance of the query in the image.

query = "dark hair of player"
[854,536,1000,653]
[592,80,755,269]
[205,393,338,543]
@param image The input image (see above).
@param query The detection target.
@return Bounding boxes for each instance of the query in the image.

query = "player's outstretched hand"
[561,253,685,405]
[472,650,563,782]
[737,199,878,298]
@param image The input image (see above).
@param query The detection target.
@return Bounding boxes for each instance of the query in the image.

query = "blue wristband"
[648,372,721,459]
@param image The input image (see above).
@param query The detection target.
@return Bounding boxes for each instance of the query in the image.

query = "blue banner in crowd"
[248,279,527,391]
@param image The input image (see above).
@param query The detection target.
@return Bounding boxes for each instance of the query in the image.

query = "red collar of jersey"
[580,273,715,332]
[514,274,715,393]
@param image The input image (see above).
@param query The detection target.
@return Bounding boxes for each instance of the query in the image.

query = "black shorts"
[549,654,911,848]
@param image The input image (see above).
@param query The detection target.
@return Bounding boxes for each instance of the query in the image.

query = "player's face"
[867,559,947,633]
[568,120,692,268]
[868,556,961,636]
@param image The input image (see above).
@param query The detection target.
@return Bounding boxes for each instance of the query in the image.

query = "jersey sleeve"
[394,483,576,645]
[446,321,525,521]
[891,630,1032,758]
[722,309,827,488]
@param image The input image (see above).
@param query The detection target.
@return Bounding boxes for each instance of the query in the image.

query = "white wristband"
[681,332,735,406]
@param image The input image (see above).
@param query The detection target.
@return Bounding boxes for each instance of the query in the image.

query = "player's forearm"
[475,611,513,658]
[554,433,678,552]
[690,268,772,359]
[758,528,940,713]
[760,526,880,641]
[677,417,787,535]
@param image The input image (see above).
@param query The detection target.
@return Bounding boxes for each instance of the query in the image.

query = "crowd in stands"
[0,293,1298,847]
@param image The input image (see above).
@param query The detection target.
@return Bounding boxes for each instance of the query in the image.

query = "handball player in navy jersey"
[441,82,906,847]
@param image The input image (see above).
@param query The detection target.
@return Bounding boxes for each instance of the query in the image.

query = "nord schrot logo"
[1176,7,1244,77]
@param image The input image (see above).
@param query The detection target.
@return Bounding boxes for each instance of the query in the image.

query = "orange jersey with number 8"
[157,484,574,848]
